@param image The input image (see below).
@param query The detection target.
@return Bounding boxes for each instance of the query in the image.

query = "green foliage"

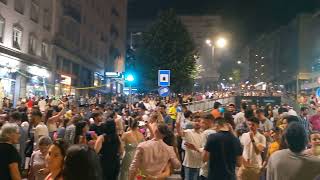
[136,9,198,93]
[231,69,241,82]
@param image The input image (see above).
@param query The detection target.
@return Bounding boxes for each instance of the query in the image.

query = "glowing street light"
[237,60,242,64]
[126,74,134,82]
[125,73,135,106]
[205,39,211,45]
[216,37,227,48]
[229,77,233,81]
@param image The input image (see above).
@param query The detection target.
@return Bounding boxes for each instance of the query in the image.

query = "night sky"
[128,0,319,47]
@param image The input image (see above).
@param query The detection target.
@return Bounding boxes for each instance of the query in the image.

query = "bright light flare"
[216,38,227,48]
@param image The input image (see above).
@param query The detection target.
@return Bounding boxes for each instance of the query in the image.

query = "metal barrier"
[184,96,235,112]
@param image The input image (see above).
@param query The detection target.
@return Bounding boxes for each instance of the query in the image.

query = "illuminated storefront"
[55,74,75,96]
[0,54,51,106]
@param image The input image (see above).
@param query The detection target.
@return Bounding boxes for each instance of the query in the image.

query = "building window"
[30,1,39,23]
[43,9,51,30]
[62,59,71,73]
[41,41,48,59]
[14,0,25,14]
[12,25,22,50]
[111,7,119,17]
[29,34,37,54]
[0,16,4,43]
[56,56,63,71]
[72,63,79,76]
[0,0,7,4]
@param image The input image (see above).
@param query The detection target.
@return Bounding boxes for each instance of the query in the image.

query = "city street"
[1,0,320,180]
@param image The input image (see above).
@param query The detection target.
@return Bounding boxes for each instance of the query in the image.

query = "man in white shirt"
[234,103,247,129]
[238,117,266,180]
[199,114,216,180]
[31,110,49,149]
[177,115,204,180]
[38,97,47,112]
[267,122,320,180]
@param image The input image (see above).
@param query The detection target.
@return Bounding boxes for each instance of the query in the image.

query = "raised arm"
[94,135,104,153]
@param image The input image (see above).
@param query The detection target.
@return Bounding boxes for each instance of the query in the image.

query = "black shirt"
[0,143,21,180]
[89,124,103,136]
[205,131,242,180]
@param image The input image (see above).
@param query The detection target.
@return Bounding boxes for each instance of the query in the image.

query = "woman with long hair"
[74,121,89,145]
[119,118,144,180]
[45,139,68,180]
[63,144,102,180]
[94,120,123,180]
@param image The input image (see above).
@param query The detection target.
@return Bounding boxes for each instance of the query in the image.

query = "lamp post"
[205,37,227,66]
[126,74,134,105]
[205,37,227,89]
[130,32,142,50]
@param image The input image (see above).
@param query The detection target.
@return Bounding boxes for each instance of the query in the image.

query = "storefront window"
[26,75,47,97]
[62,59,71,73]
[0,77,15,100]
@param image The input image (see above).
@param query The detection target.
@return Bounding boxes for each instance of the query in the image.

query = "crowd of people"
[0,94,320,180]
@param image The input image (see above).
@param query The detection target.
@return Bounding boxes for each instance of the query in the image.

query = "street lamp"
[130,32,142,49]
[229,77,233,81]
[216,38,227,48]
[237,60,242,65]
[205,37,228,83]
[125,74,135,105]
[205,39,211,45]
[126,74,134,82]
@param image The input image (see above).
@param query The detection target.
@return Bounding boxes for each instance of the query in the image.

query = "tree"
[219,60,241,83]
[136,9,198,93]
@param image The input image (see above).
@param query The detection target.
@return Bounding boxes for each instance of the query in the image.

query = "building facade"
[246,11,320,93]
[0,0,127,105]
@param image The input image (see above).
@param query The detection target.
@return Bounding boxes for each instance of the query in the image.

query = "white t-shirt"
[240,132,266,168]
[38,100,47,112]
[234,112,245,128]
[182,129,204,168]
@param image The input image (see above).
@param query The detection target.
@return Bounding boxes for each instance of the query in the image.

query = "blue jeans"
[184,167,200,180]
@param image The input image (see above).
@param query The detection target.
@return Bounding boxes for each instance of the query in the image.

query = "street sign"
[316,88,320,97]
[158,86,170,97]
[158,70,170,86]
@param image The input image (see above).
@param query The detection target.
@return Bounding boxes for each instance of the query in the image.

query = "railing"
[184,96,235,112]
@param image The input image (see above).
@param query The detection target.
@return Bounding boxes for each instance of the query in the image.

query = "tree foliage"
[136,9,198,93]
